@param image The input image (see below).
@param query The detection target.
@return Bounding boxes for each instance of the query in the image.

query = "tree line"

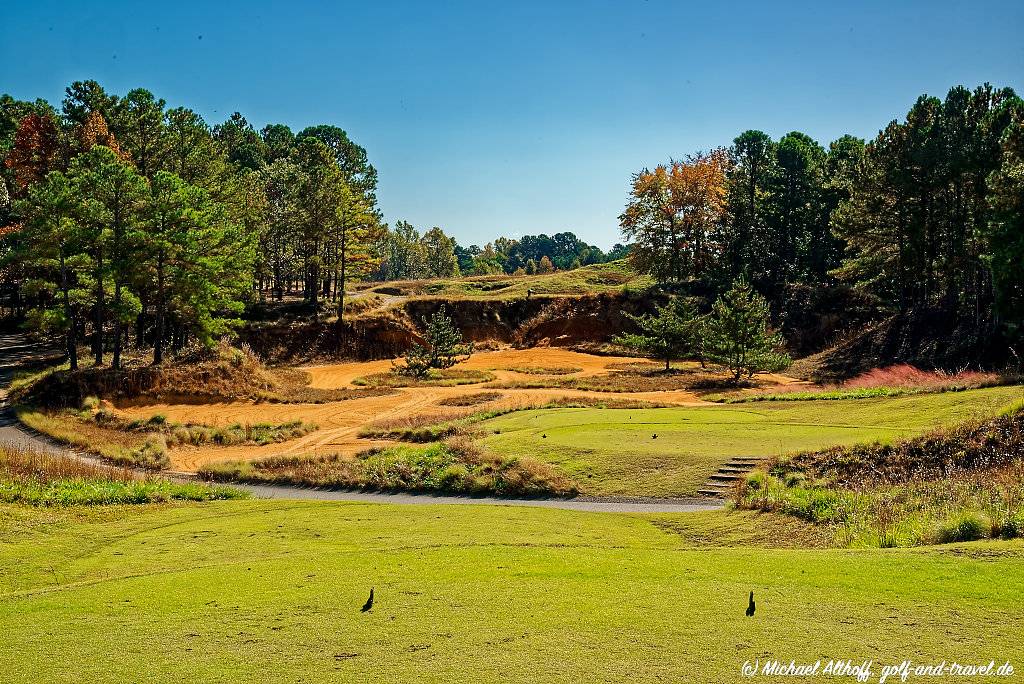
[620,83,1024,341]
[371,222,629,281]
[0,80,384,368]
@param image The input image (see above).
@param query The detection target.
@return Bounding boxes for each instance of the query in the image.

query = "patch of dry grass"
[199,437,577,497]
[437,391,503,407]
[353,369,495,388]
[502,366,582,375]
[15,407,167,469]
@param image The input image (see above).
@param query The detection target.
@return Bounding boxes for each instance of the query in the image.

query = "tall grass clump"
[0,446,243,506]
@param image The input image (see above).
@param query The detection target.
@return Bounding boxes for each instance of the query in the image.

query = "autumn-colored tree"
[4,114,61,192]
[76,111,128,160]
[537,255,555,273]
[620,149,731,283]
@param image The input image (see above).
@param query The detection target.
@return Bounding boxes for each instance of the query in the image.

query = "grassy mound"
[14,340,390,408]
[16,407,171,469]
[503,366,582,375]
[352,369,495,388]
[200,438,577,497]
[0,446,243,506]
[736,404,1024,546]
[477,386,1024,497]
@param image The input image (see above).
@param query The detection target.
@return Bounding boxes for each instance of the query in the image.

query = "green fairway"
[478,385,1024,496]
[0,500,1021,683]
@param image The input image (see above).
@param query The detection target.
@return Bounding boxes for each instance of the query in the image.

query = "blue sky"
[2,0,1022,249]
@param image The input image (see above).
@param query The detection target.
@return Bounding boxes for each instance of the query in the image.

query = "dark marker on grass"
[361,588,374,612]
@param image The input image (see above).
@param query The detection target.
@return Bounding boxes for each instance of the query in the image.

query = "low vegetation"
[200,437,576,497]
[487,367,715,393]
[736,406,1024,547]
[710,364,1005,403]
[436,391,502,407]
[503,366,581,375]
[373,261,653,300]
[0,445,243,506]
[354,369,495,388]
[90,406,318,447]
[16,406,170,469]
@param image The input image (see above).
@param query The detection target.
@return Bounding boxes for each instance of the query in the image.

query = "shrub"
[81,396,100,410]
[130,435,170,470]
[934,512,992,544]
[999,512,1024,539]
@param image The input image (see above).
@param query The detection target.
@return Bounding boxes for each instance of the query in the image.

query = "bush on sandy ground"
[199,437,577,497]
[735,406,1024,547]
[0,445,243,506]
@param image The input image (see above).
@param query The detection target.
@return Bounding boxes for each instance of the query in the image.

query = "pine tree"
[398,305,473,378]
[69,145,147,368]
[704,279,790,382]
[613,297,703,371]
[15,171,91,369]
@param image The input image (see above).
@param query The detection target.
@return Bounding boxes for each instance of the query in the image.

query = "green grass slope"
[0,500,1020,683]
[478,385,1024,496]
[366,260,653,300]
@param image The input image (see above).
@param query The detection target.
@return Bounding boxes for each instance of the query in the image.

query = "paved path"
[0,333,723,513]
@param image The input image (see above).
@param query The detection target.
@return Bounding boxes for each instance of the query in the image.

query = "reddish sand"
[114,348,808,472]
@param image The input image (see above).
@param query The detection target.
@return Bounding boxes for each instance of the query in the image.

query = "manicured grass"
[0,499,1021,683]
[478,385,1024,497]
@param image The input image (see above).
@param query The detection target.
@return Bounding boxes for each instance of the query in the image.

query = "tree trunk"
[153,254,166,365]
[94,249,104,366]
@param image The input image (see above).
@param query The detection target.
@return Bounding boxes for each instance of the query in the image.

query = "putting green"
[478,385,1024,496]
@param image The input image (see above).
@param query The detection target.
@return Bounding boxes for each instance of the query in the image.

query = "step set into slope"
[696,456,763,498]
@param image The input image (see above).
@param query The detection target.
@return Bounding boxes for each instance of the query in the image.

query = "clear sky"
[2,0,1022,249]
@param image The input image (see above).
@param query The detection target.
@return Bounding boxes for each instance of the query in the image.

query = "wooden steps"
[696,456,763,498]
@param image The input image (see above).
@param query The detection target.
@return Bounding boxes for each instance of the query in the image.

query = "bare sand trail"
[114,348,807,472]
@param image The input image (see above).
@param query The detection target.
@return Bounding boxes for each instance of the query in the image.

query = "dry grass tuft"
[437,391,503,407]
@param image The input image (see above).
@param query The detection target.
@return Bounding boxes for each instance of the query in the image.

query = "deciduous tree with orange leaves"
[4,113,61,193]
[619,149,731,283]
